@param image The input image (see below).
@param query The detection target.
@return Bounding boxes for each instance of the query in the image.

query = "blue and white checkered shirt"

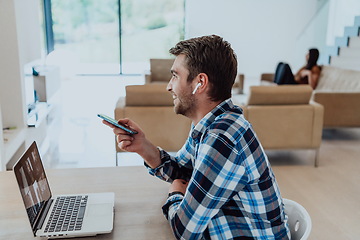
[147,99,290,240]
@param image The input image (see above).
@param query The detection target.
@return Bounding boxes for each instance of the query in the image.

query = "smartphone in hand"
[97,114,138,135]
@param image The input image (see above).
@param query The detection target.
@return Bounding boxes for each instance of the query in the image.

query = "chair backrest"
[149,58,174,83]
[246,85,313,106]
[283,198,312,240]
[117,83,191,152]
[260,73,275,82]
[242,85,323,150]
[125,83,173,106]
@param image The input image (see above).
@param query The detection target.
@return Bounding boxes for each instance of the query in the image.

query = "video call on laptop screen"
[14,142,52,229]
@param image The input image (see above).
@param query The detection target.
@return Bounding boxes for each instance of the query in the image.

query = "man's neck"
[191,100,222,126]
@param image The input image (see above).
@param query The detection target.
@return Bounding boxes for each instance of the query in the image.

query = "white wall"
[295,1,330,67]
[14,0,42,64]
[0,0,26,127]
[185,0,330,78]
[0,0,42,126]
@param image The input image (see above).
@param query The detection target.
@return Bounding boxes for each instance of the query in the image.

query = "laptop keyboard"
[44,195,88,233]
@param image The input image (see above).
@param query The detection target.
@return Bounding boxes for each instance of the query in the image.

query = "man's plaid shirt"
[147,99,290,240]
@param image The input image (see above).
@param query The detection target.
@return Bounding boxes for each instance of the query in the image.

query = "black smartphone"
[97,114,138,135]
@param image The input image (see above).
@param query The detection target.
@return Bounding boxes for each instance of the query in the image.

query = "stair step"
[325,46,339,56]
[344,26,360,37]
[330,62,360,71]
[330,56,360,71]
[349,37,360,48]
[354,16,360,26]
[330,56,360,64]
[335,36,349,47]
[339,47,360,57]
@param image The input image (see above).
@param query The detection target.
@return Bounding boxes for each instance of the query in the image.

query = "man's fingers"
[113,127,133,136]
[116,134,134,143]
[118,140,132,150]
[102,120,115,128]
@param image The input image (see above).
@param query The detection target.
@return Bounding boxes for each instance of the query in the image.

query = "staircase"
[328,16,360,71]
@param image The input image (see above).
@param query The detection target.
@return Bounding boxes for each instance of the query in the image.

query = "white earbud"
[192,82,202,95]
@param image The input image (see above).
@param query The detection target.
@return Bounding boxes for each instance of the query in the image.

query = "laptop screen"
[14,141,52,233]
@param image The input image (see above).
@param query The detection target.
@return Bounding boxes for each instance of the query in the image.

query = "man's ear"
[195,73,208,93]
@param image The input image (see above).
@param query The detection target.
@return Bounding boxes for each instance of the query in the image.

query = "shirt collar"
[190,98,242,140]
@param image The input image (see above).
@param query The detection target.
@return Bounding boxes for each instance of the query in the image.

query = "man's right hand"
[102,118,161,169]
[112,118,144,152]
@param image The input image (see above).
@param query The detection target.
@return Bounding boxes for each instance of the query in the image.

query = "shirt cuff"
[162,193,184,220]
[145,147,171,175]
[168,191,184,197]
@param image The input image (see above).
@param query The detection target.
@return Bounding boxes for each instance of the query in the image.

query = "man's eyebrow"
[171,69,178,75]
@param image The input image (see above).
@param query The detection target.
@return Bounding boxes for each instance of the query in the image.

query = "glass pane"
[120,0,185,74]
[51,0,120,74]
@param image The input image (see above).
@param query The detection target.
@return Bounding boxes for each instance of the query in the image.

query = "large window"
[44,0,185,75]
[120,0,184,74]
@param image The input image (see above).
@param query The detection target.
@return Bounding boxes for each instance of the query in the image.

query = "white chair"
[283,198,312,240]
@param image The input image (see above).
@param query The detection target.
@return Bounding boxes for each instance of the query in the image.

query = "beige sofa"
[312,66,360,128]
[237,85,324,166]
[261,66,360,128]
[114,83,191,153]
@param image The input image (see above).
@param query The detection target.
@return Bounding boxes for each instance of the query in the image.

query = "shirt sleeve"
[146,146,193,183]
[163,128,252,239]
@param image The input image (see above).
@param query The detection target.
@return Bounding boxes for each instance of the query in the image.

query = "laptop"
[13,141,115,239]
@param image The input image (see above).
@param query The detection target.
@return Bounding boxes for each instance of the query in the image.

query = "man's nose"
[166,80,172,92]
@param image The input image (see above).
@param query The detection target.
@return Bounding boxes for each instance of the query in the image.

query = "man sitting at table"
[103,35,290,240]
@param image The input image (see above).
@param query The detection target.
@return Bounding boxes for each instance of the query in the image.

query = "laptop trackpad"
[88,204,113,216]
[84,203,114,232]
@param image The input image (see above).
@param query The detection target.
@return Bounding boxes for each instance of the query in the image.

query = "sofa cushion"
[126,83,174,106]
[316,66,360,91]
[247,85,312,105]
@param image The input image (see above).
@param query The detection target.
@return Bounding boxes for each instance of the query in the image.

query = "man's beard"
[174,90,195,117]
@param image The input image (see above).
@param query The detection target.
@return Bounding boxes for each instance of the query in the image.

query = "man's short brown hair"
[169,35,237,102]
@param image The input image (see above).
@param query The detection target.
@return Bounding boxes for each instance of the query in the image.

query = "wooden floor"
[42,76,360,240]
[269,128,360,240]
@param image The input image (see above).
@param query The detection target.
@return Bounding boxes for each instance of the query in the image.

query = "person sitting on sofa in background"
[103,35,290,240]
[274,48,321,89]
